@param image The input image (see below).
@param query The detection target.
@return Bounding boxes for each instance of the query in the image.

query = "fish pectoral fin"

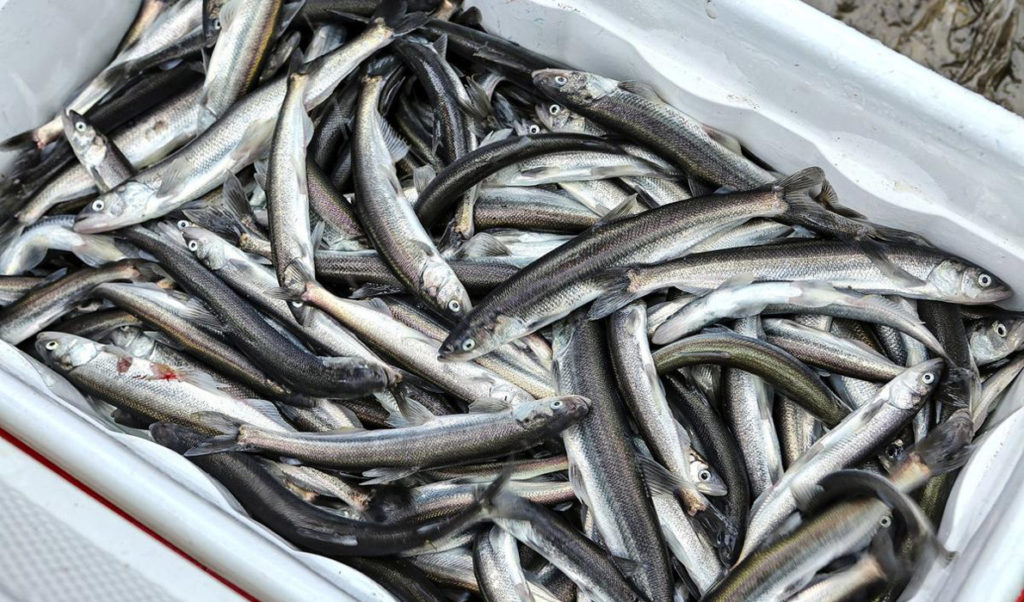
[467,397,510,413]
[229,117,277,164]
[180,297,223,330]
[350,283,404,299]
[361,467,419,485]
[277,1,304,36]
[609,554,645,579]
[461,80,493,121]
[158,366,224,393]
[791,479,824,514]
[154,155,193,200]
[566,459,593,509]
[857,239,927,287]
[634,451,697,498]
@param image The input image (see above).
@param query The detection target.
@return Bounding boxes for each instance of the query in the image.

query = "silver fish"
[35,331,289,433]
[198,0,283,129]
[351,70,471,321]
[266,71,317,324]
[74,6,415,233]
[740,359,942,558]
[0,215,137,275]
[723,316,784,498]
[61,111,134,192]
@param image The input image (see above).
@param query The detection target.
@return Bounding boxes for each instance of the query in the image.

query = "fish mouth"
[73,212,108,234]
[436,346,473,363]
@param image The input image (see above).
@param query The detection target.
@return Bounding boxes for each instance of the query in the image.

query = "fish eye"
[922,373,935,384]
[448,299,462,313]
[461,339,476,352]
[879,516,891,528]
[995,322,1008,337]
[550,399,563,409]
[291,301,303,308]
[74,121,87,132]
[698,470,711,481]
[528,124,541,134]
[554,75,568,86]
[213,18,221,30]
[120,325,131,331]
[979,273,992,287]
[44,340,59,350]
[548,104,562,115]
[885,442,902,459]
[91,199,105,212]
[187,240,199,252]
[176,219,190,230]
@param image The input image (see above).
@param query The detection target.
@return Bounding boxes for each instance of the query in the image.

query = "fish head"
[439,313,528,362]
[532,69,617,105]
[689,453,728,496]
[534,102,584,133]
[60,110,105,167]
[420,257,473,321]
[926,259,1011,304]
[511,395,590,429]
[883,358,945,411]
[74,181,157,234]
[34,331,101,372]
[149,421,204,454]
[968,317,1024,364]
[106,325,152,356]
[182,226,228,270]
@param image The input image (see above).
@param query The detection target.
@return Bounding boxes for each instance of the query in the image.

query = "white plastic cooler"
[1,0,1022,600]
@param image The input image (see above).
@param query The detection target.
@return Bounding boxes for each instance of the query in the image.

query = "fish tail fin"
[181,412,256,457]
[374,0,429,36]
[0,127,39,153]
[910,408,974,475]
[588,267,646,320]
[71,236,126,268]
[183,433,246,457]
[265,286,303,302]
[190,411,244,435]
[869,526,912,583]
[775,167,826,216]
[474,468,514,517]
[0,220,25,252]
[220,173,258,234]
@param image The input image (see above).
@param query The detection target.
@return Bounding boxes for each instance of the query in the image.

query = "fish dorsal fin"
[467,397,510,413]
[412,164,436,194]
[241,398,293,430]
[457,232,510,258]
[361,466,418,485]
[380,119,409,163]
[431,33,448,58]
[617,80,663,103]
[386,395,435,427]
[593,194,640,227]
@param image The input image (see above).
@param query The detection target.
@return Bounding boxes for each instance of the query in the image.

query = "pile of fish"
[1,0,1021,600]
